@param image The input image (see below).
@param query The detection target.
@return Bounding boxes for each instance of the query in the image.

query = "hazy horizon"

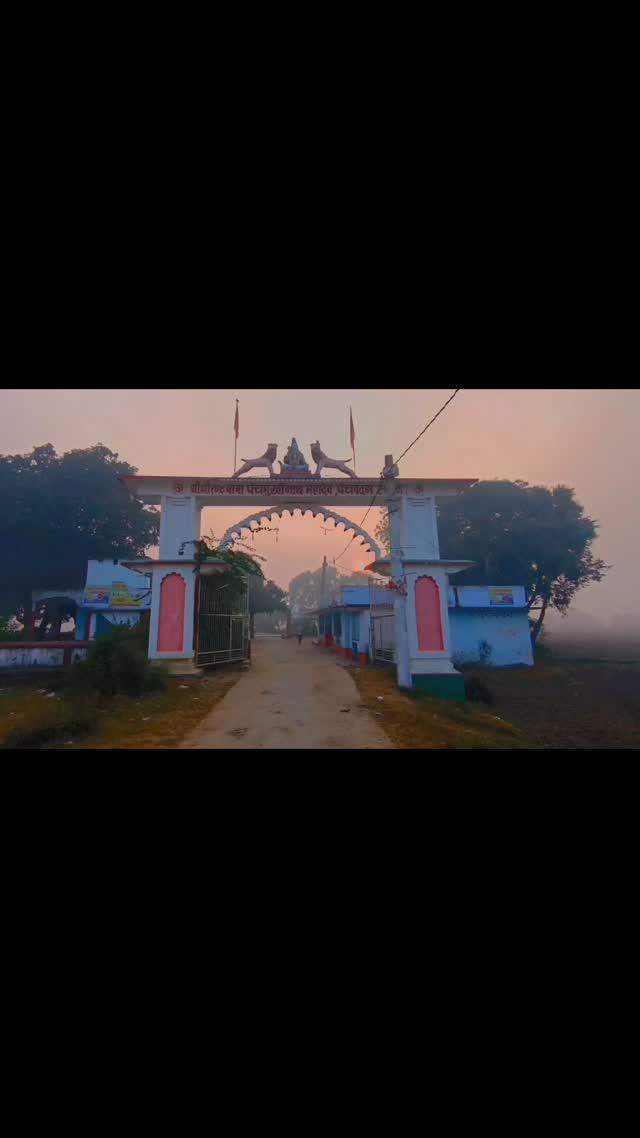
[1,387,637,620]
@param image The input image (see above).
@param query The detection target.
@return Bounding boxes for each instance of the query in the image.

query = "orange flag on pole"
[233,399,239,473]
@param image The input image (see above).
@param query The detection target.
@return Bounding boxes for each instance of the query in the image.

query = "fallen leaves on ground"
[350,664,523,749]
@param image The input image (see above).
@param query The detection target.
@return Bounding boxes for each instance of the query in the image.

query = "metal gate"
[195,571,250,667]
[368,576,396,663]
[370,614,396,662]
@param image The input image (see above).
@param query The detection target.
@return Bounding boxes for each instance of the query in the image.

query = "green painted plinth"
[411,673,466,701]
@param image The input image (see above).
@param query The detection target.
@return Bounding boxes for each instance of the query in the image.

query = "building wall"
[332,610,371,655]
[341,586,390,607]
[454,585,527,608]
[321,582,533,666]
[82,610,139,640]
[0,646,89,669]
[450,610,533,667]
[356,610,370,655]
[102,612,142,629]
[85,560,151,590]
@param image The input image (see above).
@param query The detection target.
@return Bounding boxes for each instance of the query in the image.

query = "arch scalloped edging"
[219,506,381,558]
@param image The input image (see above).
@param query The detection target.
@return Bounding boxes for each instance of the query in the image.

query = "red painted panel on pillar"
[158,573,185,652]
[415,576,444,651]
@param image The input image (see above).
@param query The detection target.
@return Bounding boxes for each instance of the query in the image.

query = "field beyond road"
[351,657,640,749]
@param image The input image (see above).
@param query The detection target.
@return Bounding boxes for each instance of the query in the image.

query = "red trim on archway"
[415,576,444,651]
[158,573,185,652]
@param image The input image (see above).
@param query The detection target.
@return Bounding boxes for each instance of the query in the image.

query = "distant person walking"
[298,631,303,645]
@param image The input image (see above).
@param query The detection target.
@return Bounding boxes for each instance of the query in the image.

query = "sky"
[1,387,637,623]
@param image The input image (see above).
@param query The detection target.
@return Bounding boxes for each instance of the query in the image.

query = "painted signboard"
[110,581,149,607]
[174,480,380,497]
[83,587,111,607]
[83,583,151,608]
[489,587,514,606]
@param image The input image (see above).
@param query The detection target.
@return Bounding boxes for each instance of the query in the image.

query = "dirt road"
[179,637,393,749]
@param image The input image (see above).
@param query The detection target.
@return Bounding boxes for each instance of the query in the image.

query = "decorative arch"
[219,506,381,558]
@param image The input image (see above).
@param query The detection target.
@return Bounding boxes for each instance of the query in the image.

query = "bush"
[125,612,150,648]
[464,674,494,706]
[534,638,555,663]
[66,625,167,699]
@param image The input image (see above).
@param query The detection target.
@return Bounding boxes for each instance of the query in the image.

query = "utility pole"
[320,554,327,609]
[384,455,411,689]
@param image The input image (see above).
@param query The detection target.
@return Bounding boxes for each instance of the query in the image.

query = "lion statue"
[310,441,357,478]
[232,443,278,478]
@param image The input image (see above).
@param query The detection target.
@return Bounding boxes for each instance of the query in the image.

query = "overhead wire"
[394,388,460,467]
[333,388,462,565]
[333,477,386,564]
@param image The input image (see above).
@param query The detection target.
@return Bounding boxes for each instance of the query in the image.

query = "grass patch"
[350,663,523,749]
[0,665,242,749]
[0,684,98,749]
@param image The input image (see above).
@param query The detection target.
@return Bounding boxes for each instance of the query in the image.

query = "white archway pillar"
[383,471,473,700]
[127,494,203,675]
[159,494,202,559]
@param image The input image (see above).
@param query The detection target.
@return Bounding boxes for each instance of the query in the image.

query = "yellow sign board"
[83,582,150,607]
[110,581,147,607]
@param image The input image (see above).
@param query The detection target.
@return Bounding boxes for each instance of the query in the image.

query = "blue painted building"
[447,585,533,667]
[75,560,152,640]
[316,584,533,667]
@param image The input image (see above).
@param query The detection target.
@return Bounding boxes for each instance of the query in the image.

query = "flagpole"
[234,398,238,473]
[350,405,356,473]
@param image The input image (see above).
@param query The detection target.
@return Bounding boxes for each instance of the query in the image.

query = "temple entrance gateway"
[120,437,477,694]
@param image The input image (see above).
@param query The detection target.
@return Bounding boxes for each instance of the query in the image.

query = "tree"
[374,512,390,555]
[254,610,288,634]
[376,479,609,642]
[247,578,287,637]
[287,565,371,617]
[0,443,159,637]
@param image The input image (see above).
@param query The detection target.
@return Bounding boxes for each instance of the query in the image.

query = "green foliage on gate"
[193,533,264,605]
